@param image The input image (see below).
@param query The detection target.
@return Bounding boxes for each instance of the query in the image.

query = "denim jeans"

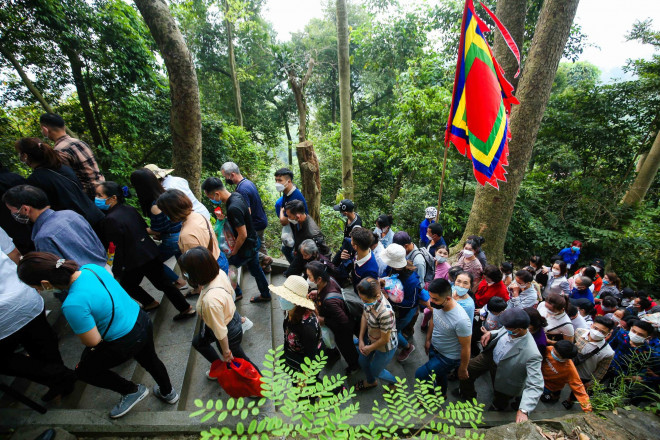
[394,306,417,349]
[358,347,397,384]
[281,245,294,263]
[229,238,270,299]
[415,346,462,395]
[192,311,260,372]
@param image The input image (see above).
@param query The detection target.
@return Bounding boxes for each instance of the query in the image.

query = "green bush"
[192,345,485,440]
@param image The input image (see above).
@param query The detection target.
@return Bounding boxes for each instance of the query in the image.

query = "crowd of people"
[1,113,658,422]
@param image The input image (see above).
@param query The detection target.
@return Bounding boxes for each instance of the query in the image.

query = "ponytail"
[15,137,62,169]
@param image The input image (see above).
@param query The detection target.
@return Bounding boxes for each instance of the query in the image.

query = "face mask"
[622,299,631,307]
[487,281,494,286]
[375,227,383,235]
[12,210,30,224]
[95,197,110,211]
[275,183,286,192]
[224,178,233,186]
[430,298,447,309]
[572,246,580,252]
[426,234,433,241]
[363,300,377,308]
[551,269,560,276]
[436,256,447,263]
[506,329,518,337]
[589,329,606,341]
[279,296,296,311]
[463,249,474,258]
[551,350,566,362]
[209,198,222,205]
[453,286,469,297]
[307,280,317,290]
[602,280,609,285]
[591,265,601,273]
[630,332,646,345]
[288,218,298,225]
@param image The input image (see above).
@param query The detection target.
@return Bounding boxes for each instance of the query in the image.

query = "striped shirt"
[54,135,104,197]
[364,294,398,352]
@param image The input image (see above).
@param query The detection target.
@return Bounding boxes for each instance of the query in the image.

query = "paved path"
[0,259,578,434]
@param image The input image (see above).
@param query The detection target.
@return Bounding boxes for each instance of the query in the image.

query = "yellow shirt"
[196,273,236,340]
[179,212,220,260]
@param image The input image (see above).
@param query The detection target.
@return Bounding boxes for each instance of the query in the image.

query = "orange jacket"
[541,347,592,412]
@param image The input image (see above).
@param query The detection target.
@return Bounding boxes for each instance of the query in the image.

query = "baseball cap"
[333,199,355,212]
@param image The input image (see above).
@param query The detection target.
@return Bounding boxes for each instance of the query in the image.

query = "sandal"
[355,380,377,392]
[173,307,197,321]
[250,296,271,303]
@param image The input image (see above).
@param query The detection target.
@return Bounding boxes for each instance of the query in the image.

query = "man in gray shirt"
[3,185,106,268]
[415,278,472,397]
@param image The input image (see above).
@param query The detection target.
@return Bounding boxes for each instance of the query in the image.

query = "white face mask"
[288,218,298,225]
[436,255,447,263]
[426,234,433,241]
[589,328,606,341]
[630,332,646,345]
[275,183,286,192]
[591,265,601,273]
[463,249,474,258]
[307,280,317,290]
[375,227,383,235]
[551,269,561,276]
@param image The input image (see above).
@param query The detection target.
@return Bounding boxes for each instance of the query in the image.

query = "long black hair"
[131,168,165,216]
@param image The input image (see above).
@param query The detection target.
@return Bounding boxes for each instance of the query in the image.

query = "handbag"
[382,274,405,304]
[209,358,263,398]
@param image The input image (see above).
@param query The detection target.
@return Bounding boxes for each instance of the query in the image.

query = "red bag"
[209,358,263,398]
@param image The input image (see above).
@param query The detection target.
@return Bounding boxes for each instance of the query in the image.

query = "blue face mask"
[602,280,610,285]
[572,246,580,252]
[363,300,377,308]
[95,197,109,211]
[209,198,222,205]
[551,349,566,362]
[506,329,518,337]
[279,296,296,311]
[453,286,469,297]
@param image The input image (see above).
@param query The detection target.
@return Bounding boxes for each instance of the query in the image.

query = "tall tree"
[622,129,660,205]
[454,0,580,263]
[134,0,203,196]
[222,0,243,127]
[336,0,354,199]
[492,0,526,91]
[287,57,322,224]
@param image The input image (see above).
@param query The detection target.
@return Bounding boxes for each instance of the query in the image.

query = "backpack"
[410,247,436,283]
[325,289,365,326]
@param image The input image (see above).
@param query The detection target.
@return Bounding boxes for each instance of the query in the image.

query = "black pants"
[75,310,172,396]
[120,258,190,312]
[326,320,359,369]
[192,312,259,373]
[0,309,75,389]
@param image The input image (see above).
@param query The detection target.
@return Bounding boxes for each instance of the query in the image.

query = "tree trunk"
[0,45,76,138]
[492,0,526,90]
[452,0,580,264]
[389,171,403,205]
[223,0,243,127]
[622,129,660,206]
[134,0,203,197]
[336,0,354,200]
[297,141,322,225]
[284,114,293,165]
[64,49,105,149]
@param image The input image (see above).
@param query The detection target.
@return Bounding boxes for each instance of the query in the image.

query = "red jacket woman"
[474,265,510,308]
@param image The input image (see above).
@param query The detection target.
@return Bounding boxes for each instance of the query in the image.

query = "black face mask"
[430,297,448,309]
[225,178,233,186]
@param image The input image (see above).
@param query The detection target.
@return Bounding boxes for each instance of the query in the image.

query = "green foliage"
[191,345,484,440]
[589,350,656,412]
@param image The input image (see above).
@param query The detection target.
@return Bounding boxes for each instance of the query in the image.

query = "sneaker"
[206,369,216,381]
[109,384,148,418]
[242,317,254,333]
[153,384,180,404]
[397,344,415,362]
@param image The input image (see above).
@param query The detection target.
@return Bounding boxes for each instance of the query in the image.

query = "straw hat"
[269,275,315,310]
[144,164,174,179]
[380,243,408,269]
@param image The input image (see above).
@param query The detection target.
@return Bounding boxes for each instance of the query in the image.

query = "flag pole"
[436,142,449,222]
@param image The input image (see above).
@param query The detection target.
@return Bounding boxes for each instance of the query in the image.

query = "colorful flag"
[445,0,520,189]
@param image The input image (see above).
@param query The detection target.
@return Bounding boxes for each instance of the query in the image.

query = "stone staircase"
[0,259,578,436]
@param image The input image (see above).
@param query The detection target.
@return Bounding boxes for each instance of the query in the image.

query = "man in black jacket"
[284,199,330,278]
[0,164,32,253]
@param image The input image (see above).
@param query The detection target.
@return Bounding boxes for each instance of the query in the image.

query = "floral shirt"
[283,310,321,356]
